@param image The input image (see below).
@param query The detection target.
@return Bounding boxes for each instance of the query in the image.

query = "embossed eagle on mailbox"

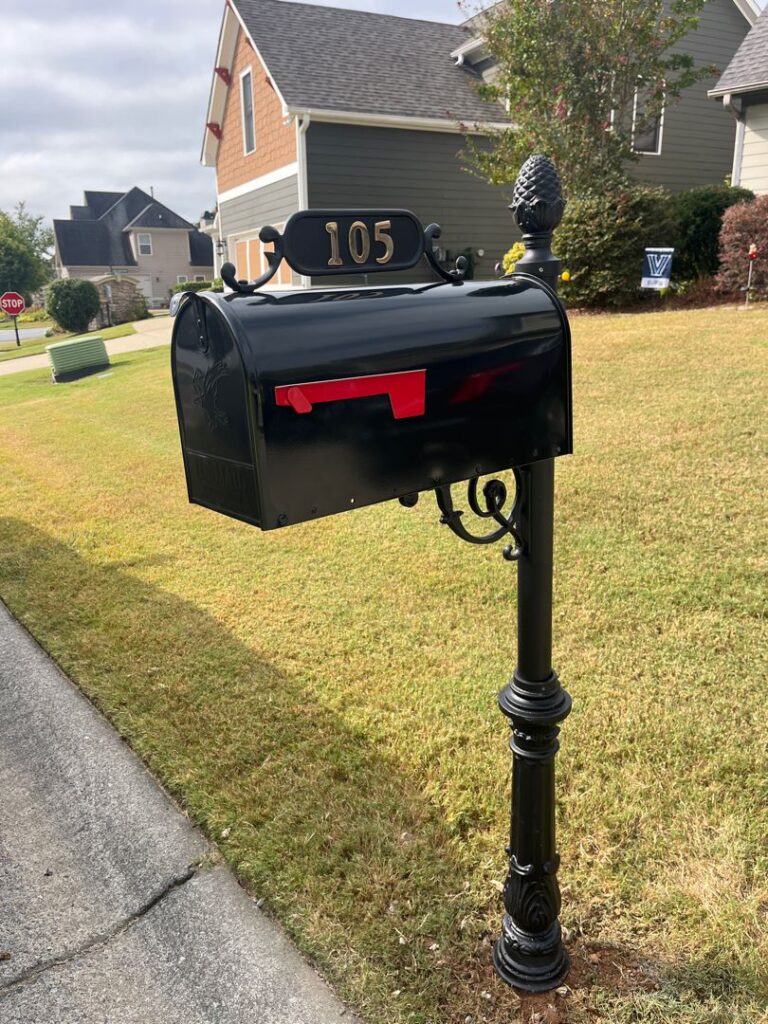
[193,361,229,430]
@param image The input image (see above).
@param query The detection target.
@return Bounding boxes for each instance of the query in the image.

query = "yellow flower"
[561,270,571,282]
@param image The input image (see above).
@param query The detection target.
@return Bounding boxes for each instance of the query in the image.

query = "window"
[177,275,188,284]
[241,69,255,154]
[632,87,664,156]
[137,233,152,256]
[194,275,206,282]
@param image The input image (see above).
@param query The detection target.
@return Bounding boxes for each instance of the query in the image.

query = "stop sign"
[0,292,25,317]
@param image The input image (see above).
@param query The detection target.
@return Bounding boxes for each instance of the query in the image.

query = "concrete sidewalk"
[0,601,357,1023]
[0,318,172,377]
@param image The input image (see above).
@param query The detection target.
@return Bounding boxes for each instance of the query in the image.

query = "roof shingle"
[124,202,194,231]
[54,188,213,269]
[53,220,129,268]
[711,6,768,96]
[232,0,503,124]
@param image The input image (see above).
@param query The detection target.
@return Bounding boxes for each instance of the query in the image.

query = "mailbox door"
[172,295,263,526]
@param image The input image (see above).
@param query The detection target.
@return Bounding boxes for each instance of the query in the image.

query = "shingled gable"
[710,5,768,97]
[54,188,213,269]
[202,0,509,165]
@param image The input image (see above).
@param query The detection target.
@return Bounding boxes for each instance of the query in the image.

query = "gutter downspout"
[723,94,745,187]
[296,113,311,288]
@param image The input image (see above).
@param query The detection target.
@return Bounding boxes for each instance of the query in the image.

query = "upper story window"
[137,233,152,256]
[241,69,255,154]
[632,87,664,156]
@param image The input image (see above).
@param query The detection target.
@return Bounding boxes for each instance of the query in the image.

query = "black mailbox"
[171,168,579,995]
[171,275,571,531]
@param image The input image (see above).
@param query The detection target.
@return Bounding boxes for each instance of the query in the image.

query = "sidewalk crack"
[0,865,197,997]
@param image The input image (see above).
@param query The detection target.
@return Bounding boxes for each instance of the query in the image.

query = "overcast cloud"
[0,0,464,227]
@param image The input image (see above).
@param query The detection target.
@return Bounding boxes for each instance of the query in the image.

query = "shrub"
[716,195,768,298]
[671,185,753,281]
[18,305,49,323]
[124,291,150,322]
[501,242,526,275]
[555,185,677,307]
[46,278,101,334]
[171,279,212,294]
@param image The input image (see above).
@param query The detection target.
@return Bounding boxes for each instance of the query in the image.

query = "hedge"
[716,194,768,297]
[556,185,677,307]
[171,278,224,295]
[671,184,753,281]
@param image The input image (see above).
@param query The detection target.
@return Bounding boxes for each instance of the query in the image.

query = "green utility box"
[47,336,110,382]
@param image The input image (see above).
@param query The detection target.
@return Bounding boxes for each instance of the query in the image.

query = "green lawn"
[0,306,765,1024]
[0,322,136,363]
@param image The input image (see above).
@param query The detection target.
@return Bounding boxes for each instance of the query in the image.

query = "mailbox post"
[494,155,571,990]
[170,154,573,995]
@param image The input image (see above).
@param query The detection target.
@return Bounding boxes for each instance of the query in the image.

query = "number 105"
[324,220,394,267]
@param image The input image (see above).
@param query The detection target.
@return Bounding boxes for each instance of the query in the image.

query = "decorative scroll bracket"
[432,470,524,561]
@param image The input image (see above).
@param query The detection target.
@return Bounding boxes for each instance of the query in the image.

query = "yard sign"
[641,248,675,290]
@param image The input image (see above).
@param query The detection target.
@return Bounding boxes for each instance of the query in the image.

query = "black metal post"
[493,156,572,992]
[13,316,20,347]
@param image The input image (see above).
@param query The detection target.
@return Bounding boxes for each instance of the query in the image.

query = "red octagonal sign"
[1,292,25,317]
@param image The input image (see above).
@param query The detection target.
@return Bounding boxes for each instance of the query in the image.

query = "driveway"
[0,318,172,378]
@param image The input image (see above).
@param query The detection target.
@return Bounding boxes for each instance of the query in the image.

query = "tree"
[10,202,54,278]
[465,0,716,196]
[0,209,52,300]
[46,278,101,334]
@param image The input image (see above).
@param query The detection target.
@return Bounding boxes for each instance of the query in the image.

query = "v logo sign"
[648,253,671,277]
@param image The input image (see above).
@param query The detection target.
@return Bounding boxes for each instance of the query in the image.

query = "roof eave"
[709,79,768,99]
[202,0,293,168]
[731,0,760,24]
[201,3,240,166]
[283,105,509,134]
[450,36,487,63]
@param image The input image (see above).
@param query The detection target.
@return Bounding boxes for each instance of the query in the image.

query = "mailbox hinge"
[433,470,524,561]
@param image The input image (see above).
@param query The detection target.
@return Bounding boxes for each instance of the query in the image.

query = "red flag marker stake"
[746,243,759,309]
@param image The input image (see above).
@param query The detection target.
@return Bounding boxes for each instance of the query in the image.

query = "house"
[710,6,768,193]
[53,188,214,306]
[202,0,759,287]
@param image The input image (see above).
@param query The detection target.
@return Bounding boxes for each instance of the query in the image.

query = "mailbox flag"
[641,248,674,290]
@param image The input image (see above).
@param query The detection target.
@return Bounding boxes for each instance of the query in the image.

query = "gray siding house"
[710,6,768,193]
[54,189,214,305]
[203,0,759,287]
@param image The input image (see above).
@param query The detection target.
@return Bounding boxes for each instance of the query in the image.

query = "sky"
[0,0,465,228]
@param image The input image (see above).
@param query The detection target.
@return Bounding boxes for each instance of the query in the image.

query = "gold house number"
[325,220,395,267]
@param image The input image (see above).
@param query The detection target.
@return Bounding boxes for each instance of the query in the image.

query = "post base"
[493,916,570,993]
[498,669,572,726]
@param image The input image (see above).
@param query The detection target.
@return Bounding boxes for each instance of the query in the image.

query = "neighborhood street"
[1,327,49,341]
